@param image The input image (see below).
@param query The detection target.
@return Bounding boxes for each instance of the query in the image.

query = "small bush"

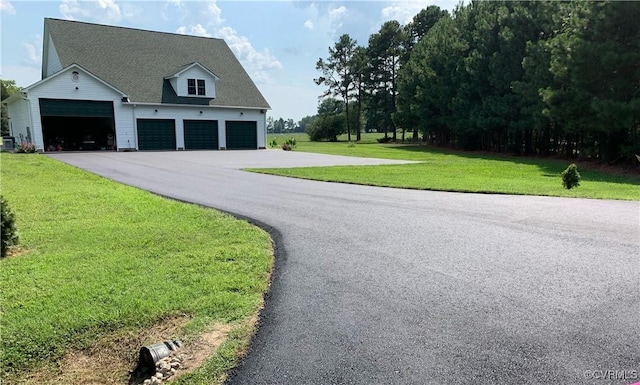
[1,196,19,257]
[15,142,37,153]
[281,138,297,151]
[377,136,393,143]
[561,163,581,189]
[269,137,278,148]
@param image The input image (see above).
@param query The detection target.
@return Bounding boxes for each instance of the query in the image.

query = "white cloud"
[164,0,223,26]
[162,0,187,22]
[304,19,314,30]
[304,3,352,37]
[22,34,42,67]
[59,0,128,23]
[176,24,211,37]
[215,26,282,84]
[167,0,184,10]
[381,1,435,24]
[176,2,280,84]
[329,5,347,20]
[207,0,223,25]
[1,0,16,15]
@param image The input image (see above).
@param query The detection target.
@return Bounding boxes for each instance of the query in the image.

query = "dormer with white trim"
[164,62,219,99]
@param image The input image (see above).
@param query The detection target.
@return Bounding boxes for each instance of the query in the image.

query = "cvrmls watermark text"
[584,370,638,381]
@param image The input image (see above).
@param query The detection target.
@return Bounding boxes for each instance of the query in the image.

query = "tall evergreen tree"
[542,1,640,160]
[367,21,405,141]
[315,34,357,142]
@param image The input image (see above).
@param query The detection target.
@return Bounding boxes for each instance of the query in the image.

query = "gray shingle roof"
[45,18,270,109]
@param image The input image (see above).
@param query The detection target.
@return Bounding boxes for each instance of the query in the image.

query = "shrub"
[281,138,296,151]
[15,142,37,153]
[561,163,581,189]
[269,137,278,148]
[377,136,393,143]
[306,113,344,142]
[1,196,19,257]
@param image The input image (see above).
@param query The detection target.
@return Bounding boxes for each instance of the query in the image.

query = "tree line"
[311,1,639,162]
[266,116,306,134]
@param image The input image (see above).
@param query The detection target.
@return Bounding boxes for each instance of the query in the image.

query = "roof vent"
[72,71,79,82]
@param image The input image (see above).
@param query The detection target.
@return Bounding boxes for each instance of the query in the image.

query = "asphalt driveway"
[49,151,639,385]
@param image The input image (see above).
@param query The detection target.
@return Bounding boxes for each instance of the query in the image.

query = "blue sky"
[1,0,457,121]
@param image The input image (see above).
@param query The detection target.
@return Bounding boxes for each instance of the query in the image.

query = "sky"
[1,0,458,121]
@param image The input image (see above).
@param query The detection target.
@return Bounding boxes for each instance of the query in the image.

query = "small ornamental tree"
[561,163,581,189]
[1,196,19,257]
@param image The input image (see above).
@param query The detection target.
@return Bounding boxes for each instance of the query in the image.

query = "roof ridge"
[45,17,223,41]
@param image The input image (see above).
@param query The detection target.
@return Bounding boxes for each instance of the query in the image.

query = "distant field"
[260,133,640,200]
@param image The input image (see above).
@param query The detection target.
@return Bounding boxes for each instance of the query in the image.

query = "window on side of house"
[197,79,206,96]
[187,79,196,95]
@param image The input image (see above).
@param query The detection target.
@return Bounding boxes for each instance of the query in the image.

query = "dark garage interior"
[39,98,116,151]
[42,116,115,151]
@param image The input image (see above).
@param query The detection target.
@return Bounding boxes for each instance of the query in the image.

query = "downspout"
[24,96,36,149]
[132,103,138,150]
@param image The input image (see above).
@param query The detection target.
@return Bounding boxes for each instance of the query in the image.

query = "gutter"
[122,102,270,111]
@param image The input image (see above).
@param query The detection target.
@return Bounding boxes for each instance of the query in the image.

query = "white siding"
[26,66,133,151]
[6,98,32,144]
[19,65,266,151]
[45,35,62,77]
[175,66,217,99]
[116,106,135,150]
[132,105,266,150]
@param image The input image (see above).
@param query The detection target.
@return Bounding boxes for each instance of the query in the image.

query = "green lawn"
[261,133,639,200]
[0,154,273,382]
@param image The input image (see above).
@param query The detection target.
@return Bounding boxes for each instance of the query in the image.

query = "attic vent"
[72,71,79,82]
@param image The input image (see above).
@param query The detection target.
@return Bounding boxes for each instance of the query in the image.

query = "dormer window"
[197,79,205,95]
[166,64,218,99]
[187,78,206,96]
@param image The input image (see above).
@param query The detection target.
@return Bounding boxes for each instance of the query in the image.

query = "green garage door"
[226,121,257,149]
[184,120,218,150]
[137,119,176,150]
[39,99,114,117]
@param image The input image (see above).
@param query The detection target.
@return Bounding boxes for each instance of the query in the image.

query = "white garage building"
[2,18,271,151]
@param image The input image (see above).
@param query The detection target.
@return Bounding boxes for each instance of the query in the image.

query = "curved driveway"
[49,151,639,385]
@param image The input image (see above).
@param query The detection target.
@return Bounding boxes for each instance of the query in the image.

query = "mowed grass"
[0,154,273,381]
[261,133,639,200]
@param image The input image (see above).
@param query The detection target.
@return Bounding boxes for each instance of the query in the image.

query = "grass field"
[261,133,640,200]
[0,153,273,383]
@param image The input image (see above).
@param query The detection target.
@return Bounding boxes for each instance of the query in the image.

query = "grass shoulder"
[0,153,273,384]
